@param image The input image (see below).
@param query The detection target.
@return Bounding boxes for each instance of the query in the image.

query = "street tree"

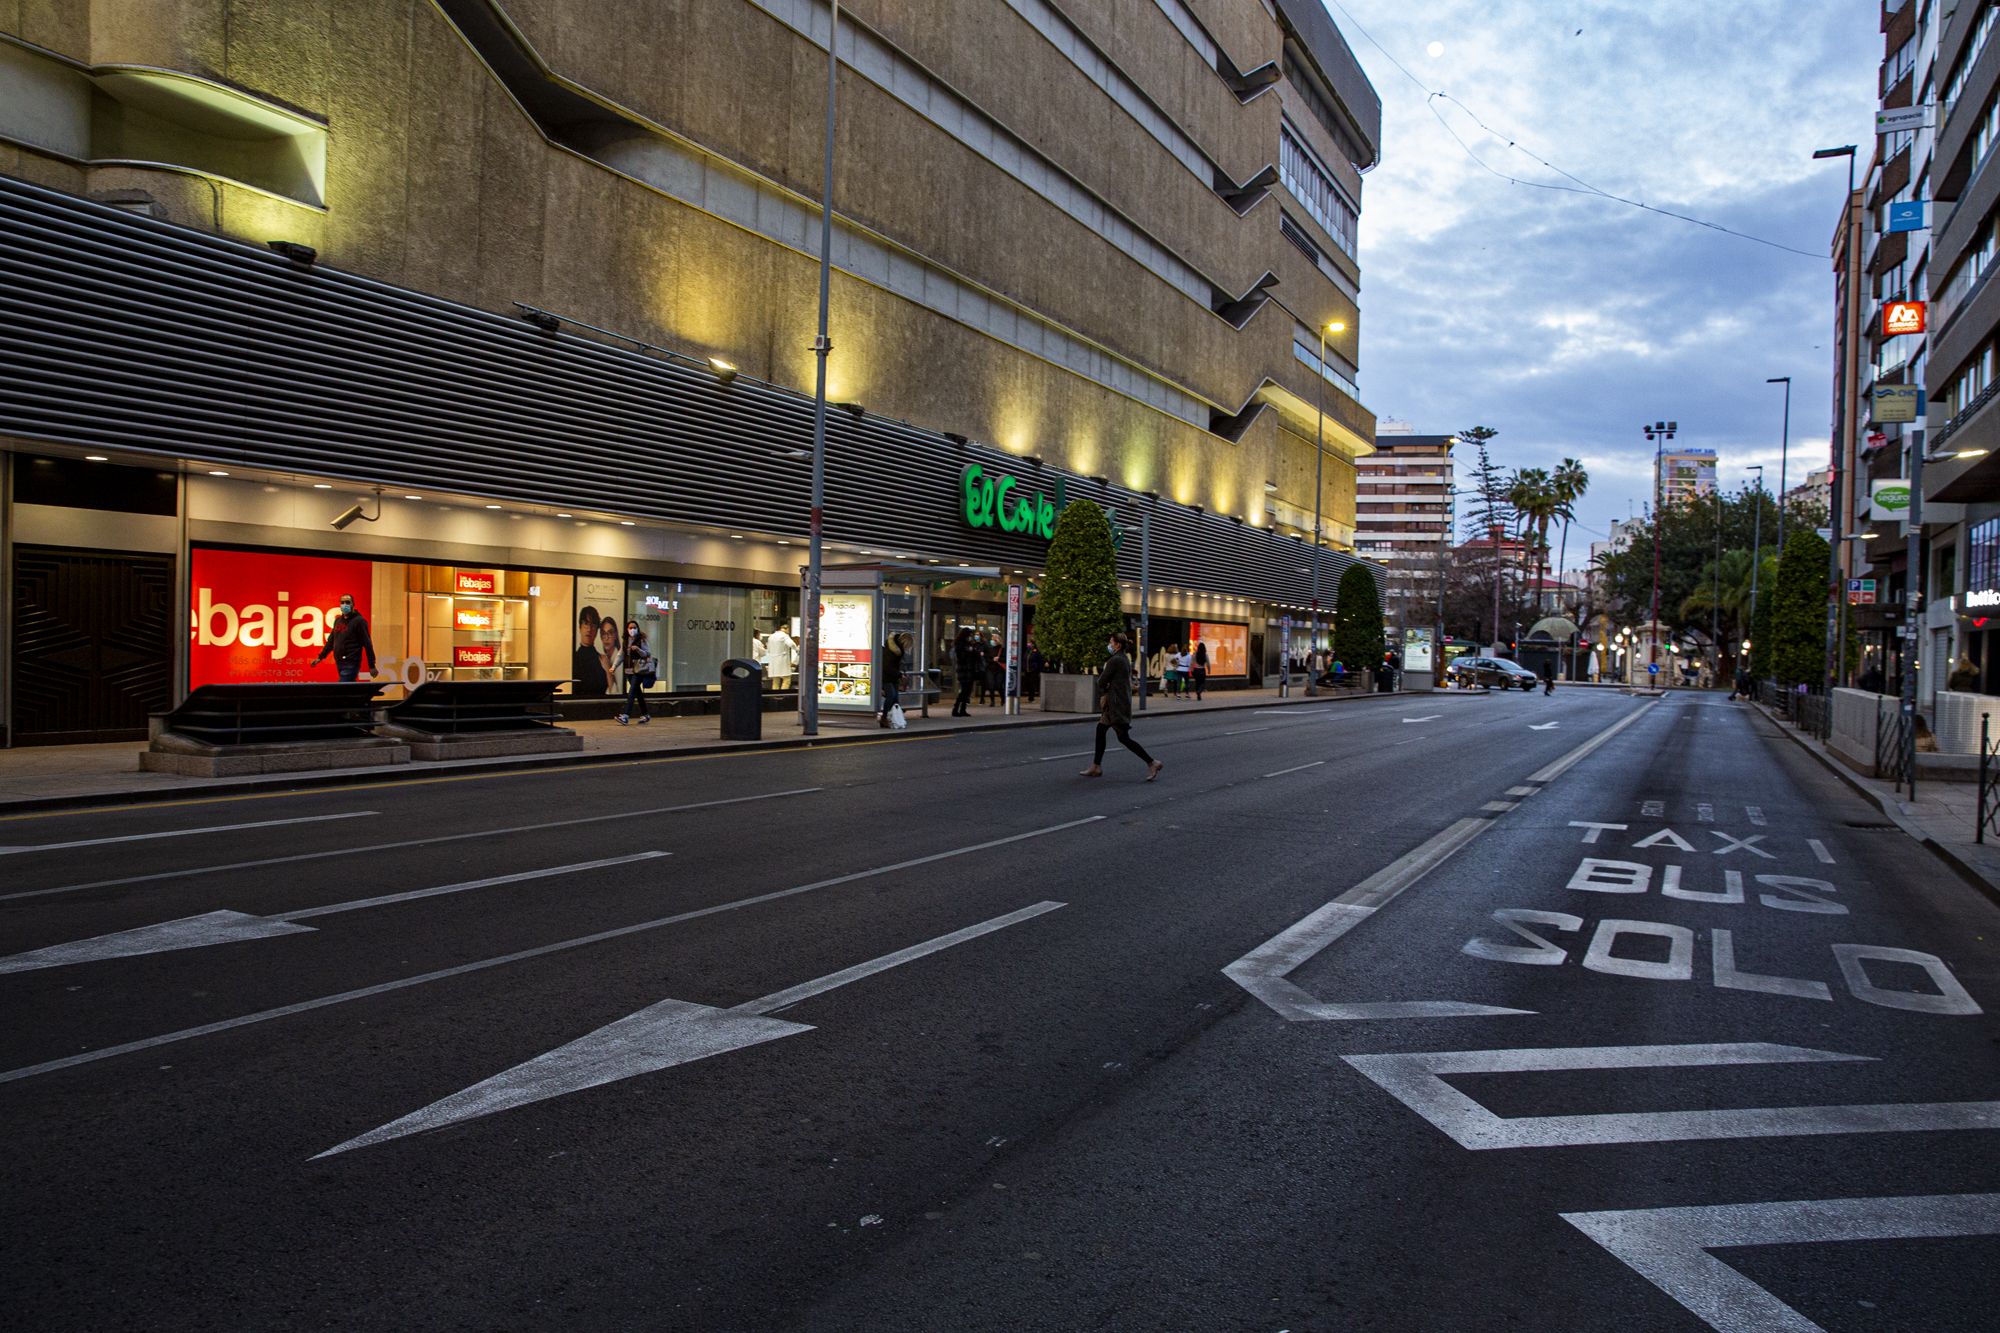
[1332,563,1385,670]
[1769,529,1831,688]
[1036,500,1124,674]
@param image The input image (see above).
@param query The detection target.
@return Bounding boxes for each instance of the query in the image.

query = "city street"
[3,688,1997,1331]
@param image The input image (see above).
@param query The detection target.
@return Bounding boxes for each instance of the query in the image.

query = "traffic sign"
[1648,663,1660,676]
[1848,577,1877,605]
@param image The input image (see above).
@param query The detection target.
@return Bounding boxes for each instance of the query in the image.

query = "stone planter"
[1040,672,1098,713]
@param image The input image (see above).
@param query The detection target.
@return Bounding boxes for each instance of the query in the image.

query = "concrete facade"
[0,0,1380,543]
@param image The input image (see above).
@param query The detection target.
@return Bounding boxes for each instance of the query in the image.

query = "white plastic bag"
[887,704,907,730]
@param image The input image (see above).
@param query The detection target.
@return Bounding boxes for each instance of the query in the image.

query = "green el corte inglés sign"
[961,463,1126,547]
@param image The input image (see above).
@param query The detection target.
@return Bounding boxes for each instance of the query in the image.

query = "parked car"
[1446,656,1540,691]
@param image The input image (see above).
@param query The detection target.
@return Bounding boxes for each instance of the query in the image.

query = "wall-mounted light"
[833,401,866,418]
[267,240,317,264]
[707,357,739,383]
[521,310,560,333]
[1089,474,1108,486]
[1025,455,1044,467]
[943,431,969,445]
[330,487,383,531]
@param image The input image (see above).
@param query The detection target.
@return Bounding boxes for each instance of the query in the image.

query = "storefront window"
[1188,621,1249,677]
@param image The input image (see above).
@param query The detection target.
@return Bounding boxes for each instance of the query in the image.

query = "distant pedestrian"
[763,626,796,691]
[983,639,1005,705]
[312,593,376,683]
[1538,658,1555,696]
[1191,641,1209,701]
[952,628,981,716]
[1080,631,1162,781]
[1024,639,1044,702]
[617,621,655,724]
[1731,665,1752,700]
[878,632,906,728]
[1174,645,1192,698]
[1162,642,1182,698]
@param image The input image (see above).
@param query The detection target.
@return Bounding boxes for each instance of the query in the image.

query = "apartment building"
[0,0,1385,741]
[1353,423,1454,628]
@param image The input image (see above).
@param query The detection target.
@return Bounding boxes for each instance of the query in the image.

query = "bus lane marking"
[1343,1043,2000,1150]
[1563,1194,2000,1333]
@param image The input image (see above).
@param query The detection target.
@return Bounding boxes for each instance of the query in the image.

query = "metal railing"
[1795,693,1831,741]
[1879,706,1914,794]
[1981,717,2000,843]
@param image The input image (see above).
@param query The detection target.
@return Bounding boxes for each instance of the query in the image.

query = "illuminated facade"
[0,0,1384,741]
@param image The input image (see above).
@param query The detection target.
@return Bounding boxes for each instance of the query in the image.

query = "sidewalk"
[0,684,1420,812]
[1755,704,2000,905]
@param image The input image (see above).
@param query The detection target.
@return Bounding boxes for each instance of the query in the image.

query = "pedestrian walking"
[1538,658,1555,696]
[952,627,981,716]
[1080,631,1162,781]
[1163,642,1182,698]
[1732,664,1752,700]
[617,621,655,724]
[878,632,906,728]
[1024,638,1044,702]
[1190,640,1209,701]
[311,593,376,682]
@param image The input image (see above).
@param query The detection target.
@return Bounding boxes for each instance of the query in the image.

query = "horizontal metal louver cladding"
[0,174,1374,608]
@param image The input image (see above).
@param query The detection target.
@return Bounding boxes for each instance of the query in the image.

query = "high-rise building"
[1919,0,2000,700]
[1656,448,1720,506]
[0,0,1384,741]
[1353,430,1455,627]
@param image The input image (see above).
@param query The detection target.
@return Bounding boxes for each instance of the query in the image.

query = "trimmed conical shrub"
[1036,500,1124,672]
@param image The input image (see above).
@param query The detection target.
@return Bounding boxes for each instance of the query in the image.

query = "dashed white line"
[0,811,378,857]
[1808,838,1835,864]
[1264,761,1326,779]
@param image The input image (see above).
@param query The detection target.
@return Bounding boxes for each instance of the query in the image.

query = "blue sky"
[1333,0,1881,565]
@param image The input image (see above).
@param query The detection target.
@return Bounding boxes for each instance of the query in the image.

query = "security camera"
[330,503,367,530]
[329,488,383,530]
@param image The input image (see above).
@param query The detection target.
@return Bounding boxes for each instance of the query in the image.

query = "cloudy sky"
[1332,0,1881,565]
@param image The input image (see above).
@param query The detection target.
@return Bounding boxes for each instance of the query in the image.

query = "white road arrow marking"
[1563,1194,2000,1333]
[1528,721,1560,730]
[0,853,667,975]
[1402,714,1443,723]
[0,810,378,856]
[317,900,1065,1157]
[1344,1042,2000,1149]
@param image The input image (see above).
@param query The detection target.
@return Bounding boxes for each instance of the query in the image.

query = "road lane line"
[1564,1194,2000,1333]
[1808,838,1835,864]
[1263,761,1326,779]
[1223,726,1273,736]
[1746,805,1767,825]
[317,901,1068,1157]
[0,788,822,903]
[0,817,1103,1086]
[0,812,378,858]
[0,854,670,976]
[1225,701,1660,1022]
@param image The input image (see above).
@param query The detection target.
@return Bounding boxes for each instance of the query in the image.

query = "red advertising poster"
[189,548,372,687]
[454,607,495,631]
[454,645,497,667]
[454,570,497,594]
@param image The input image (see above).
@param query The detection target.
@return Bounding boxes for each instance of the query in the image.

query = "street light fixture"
[1747,463,1765,680]
[1767,377,1792,552]
[1306,317,1347,695]
[1642,419,1677,678]
[1815,143,1859,706]
[799,0,843,738]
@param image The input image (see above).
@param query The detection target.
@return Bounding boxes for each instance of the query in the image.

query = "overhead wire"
[1323,0,1825,259]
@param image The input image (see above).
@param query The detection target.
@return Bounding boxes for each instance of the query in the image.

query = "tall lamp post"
[1643,419,1677,677]
[1305,317,1347,695]
[1815,143,1859,703]
[1747,464,1764,679]
[1767,376,1792,552]
[799,0,842,737]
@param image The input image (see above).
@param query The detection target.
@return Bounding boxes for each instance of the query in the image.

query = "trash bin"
[719,658,763,740]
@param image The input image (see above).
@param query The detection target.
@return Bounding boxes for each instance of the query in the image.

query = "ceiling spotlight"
[521,309,560,333]
[707,357,739,383]
[207,469,230,477]
[266,240,317,264]
[330,487,383,531]
[620,520,636,526]
[484,503,501,510]
[312,483,333,489]
[404,494,422,500]
[84,454,107,462]
[557,512,573,518]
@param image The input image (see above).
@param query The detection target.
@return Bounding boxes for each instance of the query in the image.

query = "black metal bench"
[154,682,386,745]
[384,680,567,734]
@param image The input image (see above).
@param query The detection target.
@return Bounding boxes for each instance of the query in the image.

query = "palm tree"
[1680,548,1759,647]
[1508,468,1559,611]
[1550,458,1589,612]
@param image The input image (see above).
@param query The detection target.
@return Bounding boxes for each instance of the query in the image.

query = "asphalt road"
[2,687,1996,1331]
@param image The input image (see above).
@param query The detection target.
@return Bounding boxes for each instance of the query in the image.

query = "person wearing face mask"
[312,593,376,683]
[1080,631,1162,781]
[617,620,655,725]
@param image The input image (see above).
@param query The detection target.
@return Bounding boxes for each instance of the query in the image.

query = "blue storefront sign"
[1888,200,1927,233]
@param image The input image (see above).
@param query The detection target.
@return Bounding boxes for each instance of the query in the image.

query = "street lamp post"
[799,0,841,738]
[1768,376,1792,553]
[1643,419,1677,680]
[1305,318,1345,695]
[1747,464,1764,681]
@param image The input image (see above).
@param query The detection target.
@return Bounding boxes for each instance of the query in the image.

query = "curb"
[0,687,1429,816]
[1750,703,2000,911]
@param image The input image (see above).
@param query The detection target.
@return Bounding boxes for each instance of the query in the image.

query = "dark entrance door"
[11,546,175,744]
